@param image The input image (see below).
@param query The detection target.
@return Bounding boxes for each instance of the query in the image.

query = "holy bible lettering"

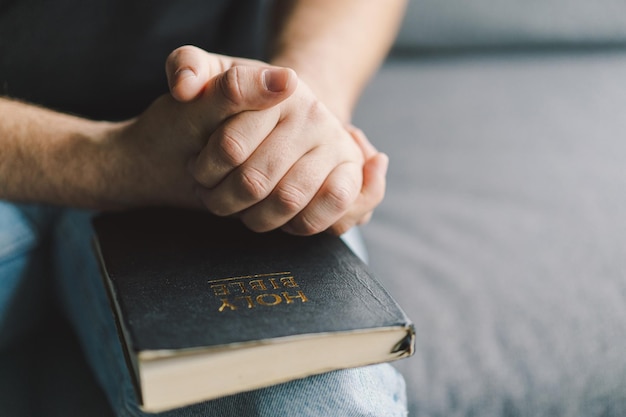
[209,272,309,312]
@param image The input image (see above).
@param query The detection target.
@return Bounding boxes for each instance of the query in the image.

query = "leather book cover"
[92,207,414,411]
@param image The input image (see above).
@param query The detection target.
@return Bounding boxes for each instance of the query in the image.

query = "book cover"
[92,207,414,412]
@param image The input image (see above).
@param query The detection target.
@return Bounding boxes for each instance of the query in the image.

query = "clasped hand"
[119,46,387,236]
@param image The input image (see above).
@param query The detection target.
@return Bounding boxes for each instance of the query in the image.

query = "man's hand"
[0,58,299,210]
[103,56,298,209]
[166,46,388,236]
[329,125,388,236]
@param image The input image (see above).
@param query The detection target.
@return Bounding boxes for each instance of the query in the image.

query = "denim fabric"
[47,208,407,417]
[0,202,61,350]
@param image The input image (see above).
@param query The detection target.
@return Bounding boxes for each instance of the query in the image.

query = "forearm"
[0,62,299,211]
[268,0,407,122]
[0,97,128,208]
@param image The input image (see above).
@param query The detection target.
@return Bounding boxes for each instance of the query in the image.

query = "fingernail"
[263,68,290,92]
[175,67,196,81]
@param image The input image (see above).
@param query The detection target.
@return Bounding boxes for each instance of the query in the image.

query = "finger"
[281,161,362,236]
[194,120,313,216]
[166,46,269,101]
[346,124,378,160]
[185,65,297,137]
[189,106,281,189]
[327,152,389,236]
[238,147,339,232]
[166,45,217,102]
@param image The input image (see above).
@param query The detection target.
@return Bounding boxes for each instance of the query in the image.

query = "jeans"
[0,201,408,417]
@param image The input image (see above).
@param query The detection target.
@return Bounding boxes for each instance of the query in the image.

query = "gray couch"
[4,2,626,416]
[356,2,626,416]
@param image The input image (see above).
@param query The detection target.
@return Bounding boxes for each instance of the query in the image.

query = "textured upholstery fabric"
[354,49,626,416]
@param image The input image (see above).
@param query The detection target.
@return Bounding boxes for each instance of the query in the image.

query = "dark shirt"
[0,0,267,120]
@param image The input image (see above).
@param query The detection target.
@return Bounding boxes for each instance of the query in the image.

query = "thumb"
[166,45,220,102]
[187,64,297,134]
[166,45,266,102]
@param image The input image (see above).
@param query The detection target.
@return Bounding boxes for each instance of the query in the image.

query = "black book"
[92,208,414,412]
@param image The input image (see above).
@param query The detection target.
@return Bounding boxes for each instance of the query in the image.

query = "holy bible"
[92,208,414,412]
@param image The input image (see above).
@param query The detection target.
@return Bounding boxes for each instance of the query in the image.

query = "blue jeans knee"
[0,201,59,349]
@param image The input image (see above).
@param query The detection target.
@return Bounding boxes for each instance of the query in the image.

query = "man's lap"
[0,203,407,417]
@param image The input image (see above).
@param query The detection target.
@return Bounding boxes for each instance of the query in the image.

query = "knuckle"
[303,98,326,122]
[216,126,248,166]
[218,66,245,107]
[237,167,273,201]
[324,177,356,213]
[274,183,308,214]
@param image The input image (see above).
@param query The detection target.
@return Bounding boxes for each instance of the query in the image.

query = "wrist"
[45,117,133,210]
[95,116,196,211]
[83,119,141,210]
[97,97,204,210]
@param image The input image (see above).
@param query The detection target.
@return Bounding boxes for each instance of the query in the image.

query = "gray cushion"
[354,49,626,416]
[396,1,626,49]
